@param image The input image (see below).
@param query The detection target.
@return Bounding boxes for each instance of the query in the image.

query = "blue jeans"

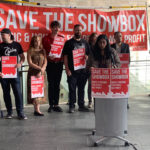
[1,74,24,116]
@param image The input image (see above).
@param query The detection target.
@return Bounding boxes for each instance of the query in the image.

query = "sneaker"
[5,114,13,119]
[88,102,92,108]
[18,114,28,120]
[48,106,53,113]
[78,106,89,112]
[53,106,63,112]
[69,107,75,113]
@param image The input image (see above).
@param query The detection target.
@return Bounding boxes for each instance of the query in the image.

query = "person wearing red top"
[42,21,65,112]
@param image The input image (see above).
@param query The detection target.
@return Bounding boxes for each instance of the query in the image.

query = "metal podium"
[92,98,137,150]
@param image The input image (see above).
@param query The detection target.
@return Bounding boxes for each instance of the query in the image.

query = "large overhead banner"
[0,3,147,51]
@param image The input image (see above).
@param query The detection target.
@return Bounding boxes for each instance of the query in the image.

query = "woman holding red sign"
[27,35,47,116]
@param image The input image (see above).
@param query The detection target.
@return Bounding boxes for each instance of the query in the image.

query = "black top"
[63,38,89,72]
[0,41,23,71]
[111,43,130,53]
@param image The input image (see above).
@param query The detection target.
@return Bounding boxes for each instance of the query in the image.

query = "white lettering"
[6,10,17,28]
[97,15,106,32]
[0,8,5,28]
[88,14,96,32]
[65,13,73,31]
[17,10,28,29]
[120,15,127,32]
[128,15,136,31]
[136,14,145,31]
[29,11,39,30]
[43,12,53,30]
[107,15,119,32]
[78,14,87,32]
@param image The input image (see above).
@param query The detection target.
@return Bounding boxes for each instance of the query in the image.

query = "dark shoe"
[69,107,75,113]
[48,106,53,113]
[5,114,13,119]
[53,106,63,112]
[34,111,44,116]
[18,114,28,120]
[78,106,89,112]
[127,104,130,109]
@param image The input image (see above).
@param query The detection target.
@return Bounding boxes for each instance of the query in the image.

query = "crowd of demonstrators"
[63,24,90,113]
[0,21,130,119]
[42,21,64,113]
[27,35,47,116]
[111,31,130,109]
[0,28,27,120]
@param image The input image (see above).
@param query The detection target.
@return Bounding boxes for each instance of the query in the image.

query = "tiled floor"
[0,95,150,150]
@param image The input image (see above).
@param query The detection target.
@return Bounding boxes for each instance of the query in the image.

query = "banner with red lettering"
[73,48,86,70]
[31,75,44,98]
[0,3,147,51]
[2,56,17,78]
[91,68,129,98]
[49,36,65,58]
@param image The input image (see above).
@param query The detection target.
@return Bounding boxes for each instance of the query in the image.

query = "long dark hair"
[93,34,112,61]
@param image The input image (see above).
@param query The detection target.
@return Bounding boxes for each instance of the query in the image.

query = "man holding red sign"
[0,28,27,120]
[63,24,89,113]
[42,21,65,113]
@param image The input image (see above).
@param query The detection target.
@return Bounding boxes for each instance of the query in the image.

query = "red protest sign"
[119,53,130,68]
[91,68,110,98]
[31,75,44,98]
[111,68,129,98]
[2,56,17,78]
[73,48,86,71]
[91,68,129,98]
[49,36,65,58]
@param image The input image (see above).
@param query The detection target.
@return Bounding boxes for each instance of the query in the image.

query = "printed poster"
[91,68,129,98]
[49,36,65,58]
[31,75,44,98]
[73,48,86,71]
[119,53,130,68]
[2,56,17,78]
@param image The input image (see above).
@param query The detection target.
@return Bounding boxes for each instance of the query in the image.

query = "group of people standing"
[0,20,130,119]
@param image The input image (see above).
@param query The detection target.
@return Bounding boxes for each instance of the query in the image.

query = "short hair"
[88,32,97,44]
[74,24,82,30]
[50,20,61,28]
[114,31,121,37]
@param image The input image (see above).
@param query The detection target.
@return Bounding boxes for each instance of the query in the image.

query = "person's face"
[34,37,41,48]
[98,38,107,50]
[114,32,122,43]
[91,34,98,45]
[51,26,60,35]
[1,33,11,43]
[74,26,82,39]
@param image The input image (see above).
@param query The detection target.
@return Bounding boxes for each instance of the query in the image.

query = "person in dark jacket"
[111,31,130,109]
[111,31,130,61]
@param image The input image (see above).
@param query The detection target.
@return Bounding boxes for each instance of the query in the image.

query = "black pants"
[46,61,63,107]
[67,71,87,108]
[1,75,23,116]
